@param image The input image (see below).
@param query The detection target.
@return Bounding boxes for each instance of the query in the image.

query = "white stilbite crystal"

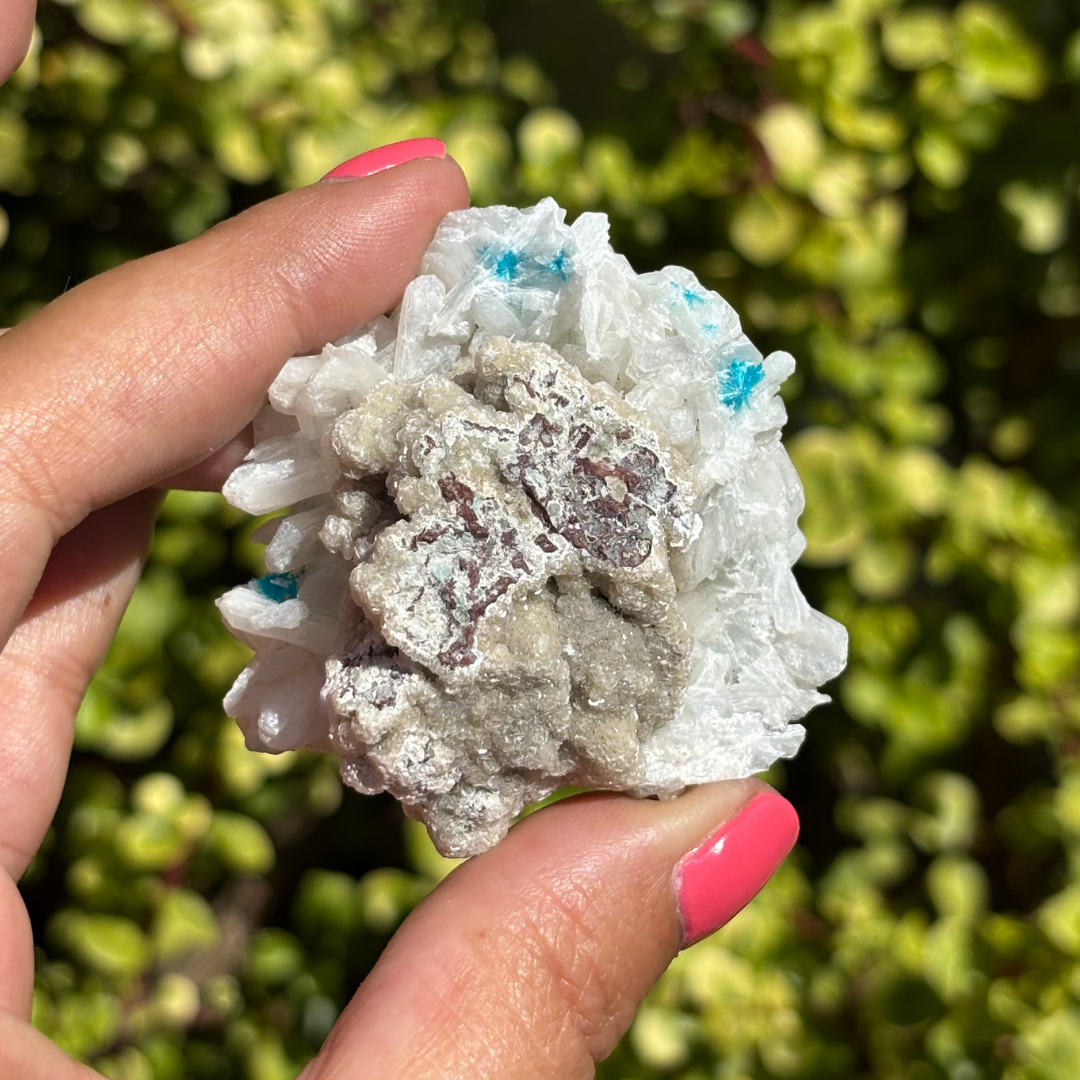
[217,199,847,856]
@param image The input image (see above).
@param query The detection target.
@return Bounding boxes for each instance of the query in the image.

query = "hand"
[0,8,800,1076]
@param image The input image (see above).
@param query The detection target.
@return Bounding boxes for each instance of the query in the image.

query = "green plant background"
[5,0,1080,1076]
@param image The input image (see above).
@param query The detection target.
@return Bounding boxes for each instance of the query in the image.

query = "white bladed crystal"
[217,199,848,857]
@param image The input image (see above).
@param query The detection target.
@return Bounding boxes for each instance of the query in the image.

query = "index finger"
[0,157,469,641]
[0,0,35,83]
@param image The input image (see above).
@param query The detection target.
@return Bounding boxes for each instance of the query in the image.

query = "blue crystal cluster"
[718,357,765,412]
[251,571,299,603]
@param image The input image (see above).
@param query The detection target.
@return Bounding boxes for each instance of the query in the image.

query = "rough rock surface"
[217,199,848,856]
[321,338,695,852]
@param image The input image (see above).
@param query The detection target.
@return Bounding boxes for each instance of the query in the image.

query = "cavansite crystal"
[217,199,848,857]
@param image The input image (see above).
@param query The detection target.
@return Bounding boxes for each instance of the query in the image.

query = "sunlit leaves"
[10,0,1080,1077]
[730,186,804,264]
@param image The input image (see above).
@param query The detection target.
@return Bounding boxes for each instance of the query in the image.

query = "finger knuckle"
[0,405,74,538]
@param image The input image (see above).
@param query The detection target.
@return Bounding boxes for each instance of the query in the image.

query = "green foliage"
[6,0,1080,1076]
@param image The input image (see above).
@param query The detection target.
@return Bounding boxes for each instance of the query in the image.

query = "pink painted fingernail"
[674,791,799,948]
[322,138,447,181]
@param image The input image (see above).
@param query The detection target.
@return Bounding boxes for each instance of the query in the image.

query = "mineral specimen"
[218,199,848,857]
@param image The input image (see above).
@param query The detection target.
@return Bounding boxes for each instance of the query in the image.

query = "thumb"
[0,0,35,83]
[307,780,798,1080]
[0,151,468,644]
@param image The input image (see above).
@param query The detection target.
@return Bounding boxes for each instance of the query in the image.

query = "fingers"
[0,872,32,1017]
[0,157,469,643]
[158,427,254,490]
[0,1009,103,1080]
[306,781,799,1080]
[0,0,35,82]
[0,492,158,1033]
[0,491,160,883]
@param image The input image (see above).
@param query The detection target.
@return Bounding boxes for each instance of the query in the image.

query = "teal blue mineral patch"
[477,246,573,284]
[491,249,521,281]
[252,571,300,603]
[718,358,764,411]
[671,279,706,308]
[476,246,523,281]
[547,249,571,281]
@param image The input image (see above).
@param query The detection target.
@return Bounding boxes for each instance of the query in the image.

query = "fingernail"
[674,791,799,948]
[322,138,447,181]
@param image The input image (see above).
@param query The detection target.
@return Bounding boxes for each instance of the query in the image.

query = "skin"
[0,6,789,1077]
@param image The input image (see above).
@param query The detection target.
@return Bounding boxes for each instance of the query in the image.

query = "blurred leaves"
[6,0,1080,1077]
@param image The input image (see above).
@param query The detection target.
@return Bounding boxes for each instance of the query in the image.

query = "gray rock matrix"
[218,199,848,857]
